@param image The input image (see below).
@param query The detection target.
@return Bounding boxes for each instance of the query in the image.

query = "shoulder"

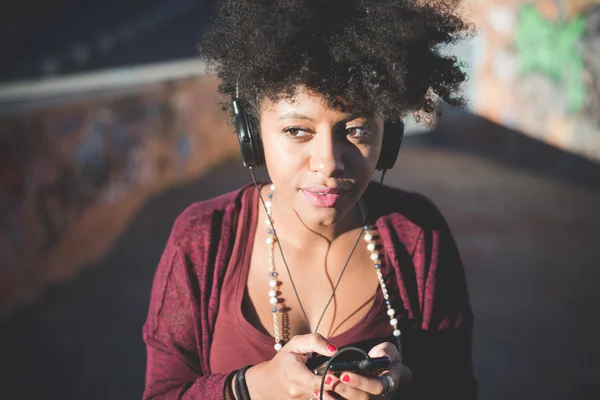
[366,181,449,232]
[147,183,254,309]
[168,183,255,248]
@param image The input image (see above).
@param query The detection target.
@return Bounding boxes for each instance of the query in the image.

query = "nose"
[309,129,345,177]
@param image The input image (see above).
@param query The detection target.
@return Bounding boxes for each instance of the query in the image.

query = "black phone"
[312,356,391,376]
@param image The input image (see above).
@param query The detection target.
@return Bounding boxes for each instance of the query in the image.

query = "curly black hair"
[199,0,473,124]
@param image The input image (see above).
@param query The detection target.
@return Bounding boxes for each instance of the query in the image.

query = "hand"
[319,342,408,399]
[244,333,338,399]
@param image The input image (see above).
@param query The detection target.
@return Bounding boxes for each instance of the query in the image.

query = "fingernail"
[341,374,350,383]
[325,376,332,385]
[313,390,320,397]
[327,344,337,353]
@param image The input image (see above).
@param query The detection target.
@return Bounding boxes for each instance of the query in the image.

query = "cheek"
[264,139,302,168]
[262,138,308,186]
[368,143,382,162]
[350,143,380,170]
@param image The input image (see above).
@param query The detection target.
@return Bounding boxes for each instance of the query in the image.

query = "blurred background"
[0,0,599,399]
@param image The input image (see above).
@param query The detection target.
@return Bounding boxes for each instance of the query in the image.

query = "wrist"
[244,362,267,400]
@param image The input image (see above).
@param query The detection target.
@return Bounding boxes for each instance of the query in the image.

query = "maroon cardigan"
[142,182,477,399]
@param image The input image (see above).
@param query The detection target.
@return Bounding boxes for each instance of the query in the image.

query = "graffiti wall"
[468,0,600,161]
[0,76,238,310]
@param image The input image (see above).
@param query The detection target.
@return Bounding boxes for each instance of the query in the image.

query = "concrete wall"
[466,0,600,161]
[0,75,237,310]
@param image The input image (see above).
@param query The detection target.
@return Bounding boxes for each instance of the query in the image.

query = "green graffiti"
[515,4,586,112]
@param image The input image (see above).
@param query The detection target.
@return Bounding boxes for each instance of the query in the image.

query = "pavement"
[1,111,599,399]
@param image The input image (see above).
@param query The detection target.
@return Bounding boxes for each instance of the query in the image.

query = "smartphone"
[312,356,391,376]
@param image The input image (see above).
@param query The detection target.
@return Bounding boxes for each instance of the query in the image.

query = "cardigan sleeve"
[142,228,229,399]
[402,206,478,400]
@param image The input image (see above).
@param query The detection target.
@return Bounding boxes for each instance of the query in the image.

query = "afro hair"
[199,0,473,125]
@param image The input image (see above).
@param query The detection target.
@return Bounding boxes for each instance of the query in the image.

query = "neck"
[260,185,365,248]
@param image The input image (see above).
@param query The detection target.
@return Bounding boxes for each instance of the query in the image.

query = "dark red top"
[142,182,477,399]
[210,184,396,374]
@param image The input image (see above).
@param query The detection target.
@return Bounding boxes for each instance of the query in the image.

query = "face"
[259,86,384,229]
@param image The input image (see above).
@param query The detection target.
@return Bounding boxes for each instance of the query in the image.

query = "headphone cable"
[248,167,370,337]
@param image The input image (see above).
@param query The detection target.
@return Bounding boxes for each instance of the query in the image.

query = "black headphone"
[233,98,403,170]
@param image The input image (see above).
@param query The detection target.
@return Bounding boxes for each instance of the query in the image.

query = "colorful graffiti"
[516,4,586,112]
[0,76,238,310]
[466,0,600,161]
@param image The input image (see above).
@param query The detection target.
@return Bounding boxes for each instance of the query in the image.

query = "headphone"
[233,98,404,170]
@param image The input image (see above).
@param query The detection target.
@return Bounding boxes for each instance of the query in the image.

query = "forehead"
[259,86,373,120]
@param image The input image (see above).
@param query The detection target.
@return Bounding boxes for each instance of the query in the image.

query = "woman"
[143,0,476,399]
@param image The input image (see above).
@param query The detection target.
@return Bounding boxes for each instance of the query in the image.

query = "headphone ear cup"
[233,99,265,168]
[376,120,404,170]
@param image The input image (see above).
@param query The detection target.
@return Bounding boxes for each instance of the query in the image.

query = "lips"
[300,186,348,207]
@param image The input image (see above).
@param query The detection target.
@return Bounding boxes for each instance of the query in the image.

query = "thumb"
[368,342,400,361]
[284,333,338,360]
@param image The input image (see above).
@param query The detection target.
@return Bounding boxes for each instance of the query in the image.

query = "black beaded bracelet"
[233,372,243,400]
[235,365,253,400]
[224,370,238,400]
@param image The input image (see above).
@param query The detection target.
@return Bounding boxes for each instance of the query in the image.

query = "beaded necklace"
[262,184,401,351]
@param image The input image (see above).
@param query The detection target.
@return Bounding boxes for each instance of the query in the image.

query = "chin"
[299,204,349,227]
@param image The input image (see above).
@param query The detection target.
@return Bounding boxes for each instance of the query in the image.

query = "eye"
[283,126,312,138]
[346,126,372,139]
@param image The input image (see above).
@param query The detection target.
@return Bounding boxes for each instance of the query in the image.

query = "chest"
[244,236,383,340]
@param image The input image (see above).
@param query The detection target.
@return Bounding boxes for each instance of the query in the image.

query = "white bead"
[393,329,401,337]
[266,236,274,245]
[390,318,398,326]
[274,343,283,351]
[370,252,379,261]
[265,201,272,209]
[269,279,277,288]
[367,243,376,251]
[265,219,272,225]
[269,297,278,305]
[387,308,395,316]
[364,233,372,242]
[270,184,276,191]
[268,290,277,298]
[384,294,390,300]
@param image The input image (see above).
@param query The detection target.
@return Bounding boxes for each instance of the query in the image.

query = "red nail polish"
[314,390,319,396]
[325,376,332,385]
[327,344,337,352]
[342,374,350,383]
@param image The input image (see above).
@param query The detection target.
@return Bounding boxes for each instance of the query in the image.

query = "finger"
[368,342,400,362]
[328,376,370,400]
[335,372,387,396]
[285,333,338,359]
[321,391,339,400]
[285,361,337,398]
[311,390,338,400]
[312,374,336,392]
[368,342,403,384]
